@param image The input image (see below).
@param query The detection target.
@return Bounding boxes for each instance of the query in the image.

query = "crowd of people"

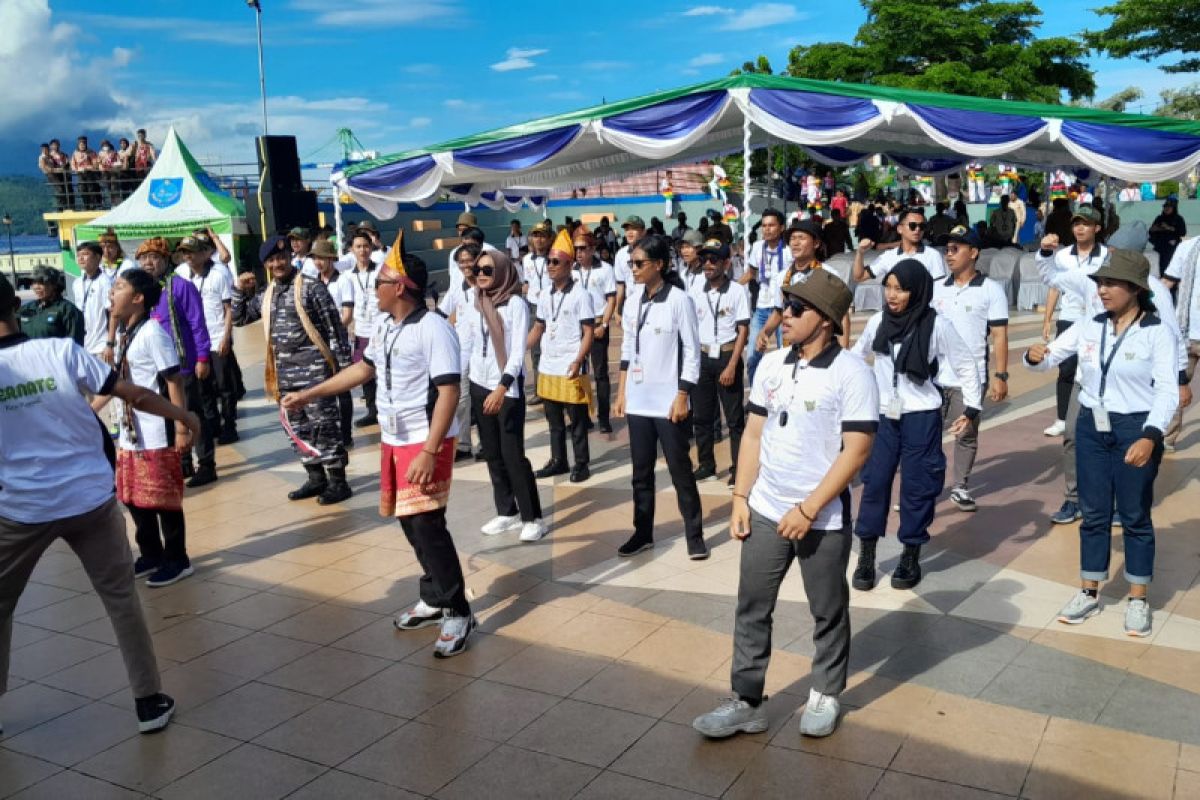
[38,130,158,211]
[0,198,1194,744]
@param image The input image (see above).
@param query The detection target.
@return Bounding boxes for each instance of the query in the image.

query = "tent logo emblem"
[148,178,183,209]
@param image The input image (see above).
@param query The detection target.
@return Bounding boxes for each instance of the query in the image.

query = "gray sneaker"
[692,696,768,738]
[798,688,840,737]
[1057,591,1100,625]
[1124,597,1151,637]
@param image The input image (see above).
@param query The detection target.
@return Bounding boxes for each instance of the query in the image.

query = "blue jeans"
[1075,407,1161,585]
[855,410,945,547]
[746,307,778,383]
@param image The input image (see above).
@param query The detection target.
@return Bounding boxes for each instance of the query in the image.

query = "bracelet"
[796,504,814,522]
[422,448,438,456]
[732,492,748,500]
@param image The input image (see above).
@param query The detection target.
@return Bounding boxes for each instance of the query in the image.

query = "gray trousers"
[939,386,981,490]
[455,367,473,451]
[1165,340,1200,446]
[0,497,161,699]
[732,510,852,702]
[1063,384,1081,503]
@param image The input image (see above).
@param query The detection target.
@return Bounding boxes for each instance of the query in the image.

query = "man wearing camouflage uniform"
[233,235,353,504]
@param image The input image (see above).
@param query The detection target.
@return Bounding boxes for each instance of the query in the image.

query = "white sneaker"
[1124,597,1152,637]
[798,688,840,737]
[433,613,476,658]
[519,519,548,542]
[395,599,444,630]
[480,515,521,536]
[1044,419,1067,437]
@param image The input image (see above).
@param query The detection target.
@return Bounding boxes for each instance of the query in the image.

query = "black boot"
[288,464,327,501]
[852,538,877,591]
[534,459,568,478]
[318,467,353,505]
[186,463,218,488]
[891,544,923,590]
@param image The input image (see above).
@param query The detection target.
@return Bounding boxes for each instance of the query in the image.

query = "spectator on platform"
[132,129,156,180]
[39,142,71,211]
[19,266,84,345]
[98,140,122,206]
[71,136,102,210]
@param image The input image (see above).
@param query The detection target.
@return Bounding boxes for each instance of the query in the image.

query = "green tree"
[785,0,1095,102]
[731,55,773,77]
[1085,0,1200,74]
[1156,84,1200,119]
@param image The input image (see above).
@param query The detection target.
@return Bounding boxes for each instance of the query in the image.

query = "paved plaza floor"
[3,312,1199,799]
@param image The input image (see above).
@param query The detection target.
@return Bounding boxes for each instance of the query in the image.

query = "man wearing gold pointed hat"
[528,229,597,482]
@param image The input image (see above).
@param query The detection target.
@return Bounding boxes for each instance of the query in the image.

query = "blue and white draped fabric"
[1055,121,1200,183]
[731,87,887,145]
[803,145,872,167]
[594,90,731,159]
[903,104,1048,158]
[452,126,583,171]
[887,153,968,177]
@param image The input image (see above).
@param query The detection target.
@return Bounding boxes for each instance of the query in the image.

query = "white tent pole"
[742,115,752,258]
[333,188,345,255]
[766,142,773,204]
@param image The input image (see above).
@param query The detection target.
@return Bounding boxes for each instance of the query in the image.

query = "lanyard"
[549,285,569,323]
[1098,313,1140,400]
[81,275,99,308]
[355,267,373,293]
[530,255,546,284]
[579,266,591,291]
[760,239,783,281]
[191,268,208,297]
[779,354,808,427]
[381,322,406,399]
[687,269,704,294]
[634,286,660,359]
[705,285,724,340]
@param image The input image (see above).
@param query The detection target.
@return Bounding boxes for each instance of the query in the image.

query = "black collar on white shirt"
[784,341,841,368]
[1092,311,1160,327]
[943,272,986,287]
[0,333,30,349]
[706,276,732,294]
[642,284,671,304]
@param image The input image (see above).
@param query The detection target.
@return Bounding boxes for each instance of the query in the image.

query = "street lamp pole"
[248,0,268,135]
[2,214,15,286]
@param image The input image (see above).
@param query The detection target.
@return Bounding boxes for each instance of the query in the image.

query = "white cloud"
[687,53,725,67]
[720,3,804,30]
[0,0,132,138]
[491,46,548,72]
[529,74,559,83]
[409,116,433,128]
[683,5,734,15]
[290,0,459,27]
[72,12,258,45]
[443,99,466,109]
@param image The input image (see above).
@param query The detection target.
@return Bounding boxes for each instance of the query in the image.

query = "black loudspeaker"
[249,189,318,238]
[256,135,303,194]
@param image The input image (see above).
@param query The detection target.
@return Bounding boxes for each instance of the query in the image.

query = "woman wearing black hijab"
[850,260,982,590]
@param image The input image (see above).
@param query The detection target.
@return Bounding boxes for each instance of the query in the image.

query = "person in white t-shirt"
[528,230,596,483]
[852,207,947,284]
[0,273,195,735]
[506,220,528,260]
[282,253,478,658]
[851,260,980,593]
[346,230,382,427]
[463,250,546,541]
[1161,237,1200,447]
[73,241,113,356]
[744,209,792,382]
[932,226,1010,512]
[175,236,237,462]
[689,237,751,485]
[522,220,554,404]
[440,242,481,461]
[612,215,646,321]
[98,269,196,588]
[693,269,877,742]
[614,234,705,559]
[572,227,617,432]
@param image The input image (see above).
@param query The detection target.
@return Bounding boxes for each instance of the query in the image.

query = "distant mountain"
[0,177,56,235]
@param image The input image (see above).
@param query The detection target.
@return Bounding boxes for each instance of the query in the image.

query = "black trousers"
[126,505,187,563]
[1055,320,1077,420]
[627,414,703,544]
[471,382,542,521]
[400,509,470,616]
[589,334,612,423]
[185,371,218,470]
[692,350,745,474]
[209,350,238,435]
[338,392,353,444]
[543,399,589,467]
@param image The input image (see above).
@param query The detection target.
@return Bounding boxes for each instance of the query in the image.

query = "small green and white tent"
[77,128,247,241]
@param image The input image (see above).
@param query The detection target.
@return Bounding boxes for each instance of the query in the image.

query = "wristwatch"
[994,371,1009,381]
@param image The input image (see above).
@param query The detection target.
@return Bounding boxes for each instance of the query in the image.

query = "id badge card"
[885,395,903,420]
[707,343,721,359]
[380,413,401,436]
[547,322,558,340]
[630,362,645,384]
[1092,404,1112,433]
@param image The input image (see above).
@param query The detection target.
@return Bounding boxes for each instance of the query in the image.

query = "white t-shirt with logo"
[748,238,794,310]
[619,284,701,418]
[536,282,596,377]
[931,273,1009,387]
[691,279,752,348]
[522,253,552,306]
[72,271,113,355]
[115,318,180,452]
[175,263,233,348]
[346,266,382,341]
[506,234,528,260]
[364,309,462,447]
[747,345,879,528]
[867,245,947,282]
[573,262,617,319]
[0,336,119,523]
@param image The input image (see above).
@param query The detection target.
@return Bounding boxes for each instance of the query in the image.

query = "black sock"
[1083,588,1098,598]
[739,695,762,707]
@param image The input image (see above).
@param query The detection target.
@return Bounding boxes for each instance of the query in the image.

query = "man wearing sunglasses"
[689,238,751,485]
[931,226,1010,512]
[572,227,618,433]
[522,221,554,406]
[853,208,946,284]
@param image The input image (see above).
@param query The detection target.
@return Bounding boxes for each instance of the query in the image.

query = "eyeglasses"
[548,257,567,266]
[471,265,495,276]
[573,244,590,250]
[783,298,813,317]
[700,254,723,264]
[630,258,660,269]
[375,278,403,287]
[905,221,927,231]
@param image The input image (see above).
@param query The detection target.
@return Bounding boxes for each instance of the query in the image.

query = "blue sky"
[0,0,1195,175]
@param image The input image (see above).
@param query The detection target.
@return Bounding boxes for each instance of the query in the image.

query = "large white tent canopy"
[335,73,1200,220]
